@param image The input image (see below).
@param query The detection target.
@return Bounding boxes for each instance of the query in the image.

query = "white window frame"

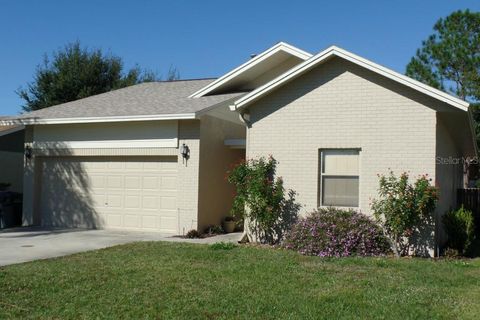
[318,148,361,208]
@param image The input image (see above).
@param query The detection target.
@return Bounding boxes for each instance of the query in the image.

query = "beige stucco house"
[1,42,475,248]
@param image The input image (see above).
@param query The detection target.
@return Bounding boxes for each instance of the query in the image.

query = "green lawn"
[1,242,479,319]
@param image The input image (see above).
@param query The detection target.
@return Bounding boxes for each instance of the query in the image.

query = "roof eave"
[0,113,197,126]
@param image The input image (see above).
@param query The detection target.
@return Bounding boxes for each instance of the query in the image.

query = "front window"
[319,149,360,207]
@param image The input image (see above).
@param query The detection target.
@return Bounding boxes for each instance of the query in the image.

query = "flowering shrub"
[228,156,300,244]
[371,171,438,257]
[283,208,390,257]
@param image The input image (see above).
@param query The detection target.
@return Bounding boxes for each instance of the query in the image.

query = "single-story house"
[1,42,475,251]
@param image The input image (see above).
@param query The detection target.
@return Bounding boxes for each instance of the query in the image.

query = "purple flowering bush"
[283,208,390,257]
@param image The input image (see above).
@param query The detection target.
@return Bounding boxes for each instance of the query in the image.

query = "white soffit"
[230,46,470,112]
[189,42,312,98]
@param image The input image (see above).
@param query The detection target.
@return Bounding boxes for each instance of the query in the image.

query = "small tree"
[227,156,299,244]
[371,172,438,257]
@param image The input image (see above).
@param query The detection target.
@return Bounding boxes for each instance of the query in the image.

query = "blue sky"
[1,0,479,115]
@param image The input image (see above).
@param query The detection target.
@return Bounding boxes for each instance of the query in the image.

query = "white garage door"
[39,156,179,233]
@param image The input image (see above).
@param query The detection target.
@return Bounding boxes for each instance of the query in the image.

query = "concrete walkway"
[0,227,243,267]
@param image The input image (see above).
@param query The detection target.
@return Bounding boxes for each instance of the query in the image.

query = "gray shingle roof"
[11,79,243,121]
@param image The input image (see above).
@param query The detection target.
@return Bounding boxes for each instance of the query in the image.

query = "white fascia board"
[231,46,470,112]
[0,113,196,125]
[189,42,312,98]
[0,125,25,137]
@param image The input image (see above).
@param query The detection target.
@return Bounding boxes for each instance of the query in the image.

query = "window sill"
[318,205,360,210]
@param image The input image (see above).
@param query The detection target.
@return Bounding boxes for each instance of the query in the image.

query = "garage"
[39,156,179,233]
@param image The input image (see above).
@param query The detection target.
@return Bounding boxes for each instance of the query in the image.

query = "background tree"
[406,9,480,101]
[18,41,179,112]
[405,10,480,144]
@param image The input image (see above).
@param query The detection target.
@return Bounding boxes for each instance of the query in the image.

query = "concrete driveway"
[0,227,242,266]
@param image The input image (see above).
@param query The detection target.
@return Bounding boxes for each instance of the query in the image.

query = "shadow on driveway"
[0,226,88,238]
[0,227,173,267]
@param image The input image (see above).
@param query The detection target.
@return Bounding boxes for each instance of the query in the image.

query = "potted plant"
[223,215,236,233]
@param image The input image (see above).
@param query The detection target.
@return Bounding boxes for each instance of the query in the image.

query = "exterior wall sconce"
[180,143,190,163]
[25,146,32,160]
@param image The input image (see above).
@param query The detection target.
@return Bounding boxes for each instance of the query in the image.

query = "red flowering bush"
[371,172,438,257]
[228,156,300,244]
[283,208,390,257]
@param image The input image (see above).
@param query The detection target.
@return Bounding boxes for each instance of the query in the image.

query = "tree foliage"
[18,41,179,112]
[406,10,480,101]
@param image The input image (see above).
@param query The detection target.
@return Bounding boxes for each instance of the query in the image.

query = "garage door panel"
[161,176,177,190]
[125,176,141,189]
[107,162,124,170]
[161,196,177,210]
[125,162,143,170]
[125,195,141,209]
[142,176,160,190]
[141,215,158,229]
[90,175,106,189]
[143,162,161,170]
[106,194,123,208]
[142,196,159,210]
[40,156,179,232]
[107,176,124,189]
[124,215,140,228]
[160,161,177,170]
[106,214,123,227]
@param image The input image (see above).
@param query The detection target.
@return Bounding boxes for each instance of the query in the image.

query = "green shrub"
[444,247,461,258]
[204,225,224,235]
[185,229,201,239]
[371,171,438,257]
[442,206,475,255]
